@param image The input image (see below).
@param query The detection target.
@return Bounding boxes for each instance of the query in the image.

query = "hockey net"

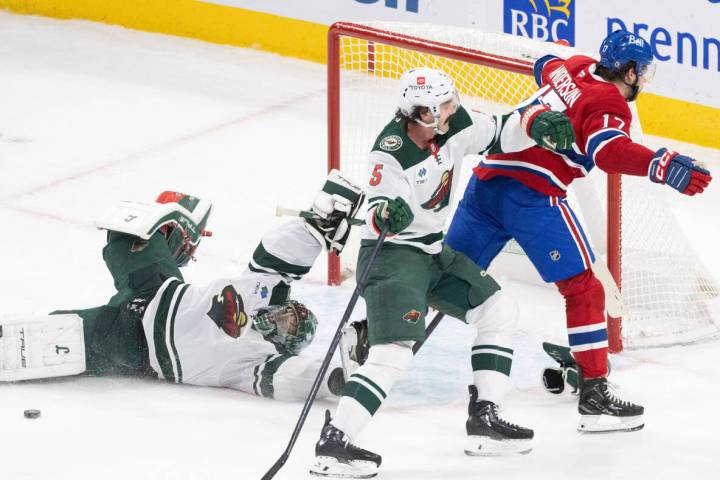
[327,21,720,351]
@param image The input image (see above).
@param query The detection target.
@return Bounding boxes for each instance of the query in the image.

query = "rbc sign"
[504,0,575,45]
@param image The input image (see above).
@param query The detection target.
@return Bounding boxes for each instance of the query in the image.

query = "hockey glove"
[541,341,610,395]
[542,366,580,395]
[374,196,414,234]
[305,169,365,254]
[648,148,712,196]
[520,105,575,151]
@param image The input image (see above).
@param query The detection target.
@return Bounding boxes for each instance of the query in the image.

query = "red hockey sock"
[556,270,609,378]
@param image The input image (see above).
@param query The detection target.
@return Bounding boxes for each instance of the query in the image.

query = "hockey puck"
[23,409,41,419]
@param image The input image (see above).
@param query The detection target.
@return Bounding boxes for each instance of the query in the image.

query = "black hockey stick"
[261,223,390,480]
[412,310,444,355]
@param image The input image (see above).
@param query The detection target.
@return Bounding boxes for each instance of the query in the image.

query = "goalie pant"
[52,219,334,401]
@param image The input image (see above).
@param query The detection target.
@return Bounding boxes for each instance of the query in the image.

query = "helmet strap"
[622,76,640,102]
[622,66,642,102]
[412,116,445,134]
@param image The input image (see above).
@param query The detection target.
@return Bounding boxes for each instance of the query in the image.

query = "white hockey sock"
[471,334,513,405]
[331,342,413,441]
[466,291,518,405]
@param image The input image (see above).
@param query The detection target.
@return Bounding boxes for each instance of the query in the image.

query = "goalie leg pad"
[0,314,86,381]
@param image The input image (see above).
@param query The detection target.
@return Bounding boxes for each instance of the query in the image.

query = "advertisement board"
[2,0,717,145]
[204,0,718,108]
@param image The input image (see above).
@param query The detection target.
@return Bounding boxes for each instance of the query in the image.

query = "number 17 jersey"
[474,54,656,198]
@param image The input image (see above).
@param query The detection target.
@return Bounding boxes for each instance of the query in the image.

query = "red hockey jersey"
[474,55,655,197]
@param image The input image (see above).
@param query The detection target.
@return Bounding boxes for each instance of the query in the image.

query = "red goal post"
[326,21,719,353]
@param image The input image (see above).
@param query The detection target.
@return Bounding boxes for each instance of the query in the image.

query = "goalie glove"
[648,148,712,196]
[542,366,580,395]
[541,341,611,395]
[95,191,212,267]
[305,169,365,255]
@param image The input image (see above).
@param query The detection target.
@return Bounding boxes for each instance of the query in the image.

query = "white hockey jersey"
[140,219,328,399]
[361,106,534,254]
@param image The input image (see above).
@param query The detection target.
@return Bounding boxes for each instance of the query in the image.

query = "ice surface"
[1,12,719,480]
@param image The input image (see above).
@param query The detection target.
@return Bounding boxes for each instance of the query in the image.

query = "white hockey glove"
[305,169,365,255]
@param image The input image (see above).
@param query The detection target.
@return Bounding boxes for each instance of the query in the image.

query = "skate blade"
[464,436,533,456]
[310,456,378,479]
[577,414,645,433]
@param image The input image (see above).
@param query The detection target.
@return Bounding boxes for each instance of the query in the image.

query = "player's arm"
[467,105,575,155]
[583,103,712,195]
[364,151,414,236]
[304,169,365,254]
[250,170,366,281]
[533,54,562,87]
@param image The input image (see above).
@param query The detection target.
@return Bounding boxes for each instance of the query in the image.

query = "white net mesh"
[331,22,720,349]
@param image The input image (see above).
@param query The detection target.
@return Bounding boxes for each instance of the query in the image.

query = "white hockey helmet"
[398,67,459,134]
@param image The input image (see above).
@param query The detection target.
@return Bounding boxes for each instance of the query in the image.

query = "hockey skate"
[310,410,381,478]
[339,319,369,379]
[465,385,534,456]
[577,377,644,433]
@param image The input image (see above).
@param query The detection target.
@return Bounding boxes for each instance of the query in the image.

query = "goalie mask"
[155,191,213,267]
[253,301,317,355]
[398,67,459,134]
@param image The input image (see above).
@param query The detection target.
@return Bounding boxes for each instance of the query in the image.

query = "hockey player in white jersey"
[0,171,364,402]
[310,67,576,478]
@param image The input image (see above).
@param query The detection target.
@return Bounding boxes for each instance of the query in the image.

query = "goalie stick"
[275,205,365,226]
[261,222,390,480]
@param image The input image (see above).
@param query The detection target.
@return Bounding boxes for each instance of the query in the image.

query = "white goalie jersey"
[138,219,331,399]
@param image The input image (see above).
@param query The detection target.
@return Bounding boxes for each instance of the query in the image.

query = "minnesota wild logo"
[379,135,403,151]
[421,167,453,211]
[207,285,248,338]
[403,309,422,324]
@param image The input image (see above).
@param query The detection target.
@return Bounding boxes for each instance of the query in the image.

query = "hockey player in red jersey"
[446,30,712,433]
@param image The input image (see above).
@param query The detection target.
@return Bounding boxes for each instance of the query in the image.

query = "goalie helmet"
[155,191,212,267]
[398,67,459,134]
[253,300,317,355]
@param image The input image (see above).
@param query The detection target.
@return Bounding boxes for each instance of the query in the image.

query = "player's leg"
[311,245,429,478]
[102,231,183,303]
[0,313,86,381]
[215,336,345,401]
[445,175,512,269]
[507,190,643,432]
[428,246,533,455]
[50,303,153,376]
